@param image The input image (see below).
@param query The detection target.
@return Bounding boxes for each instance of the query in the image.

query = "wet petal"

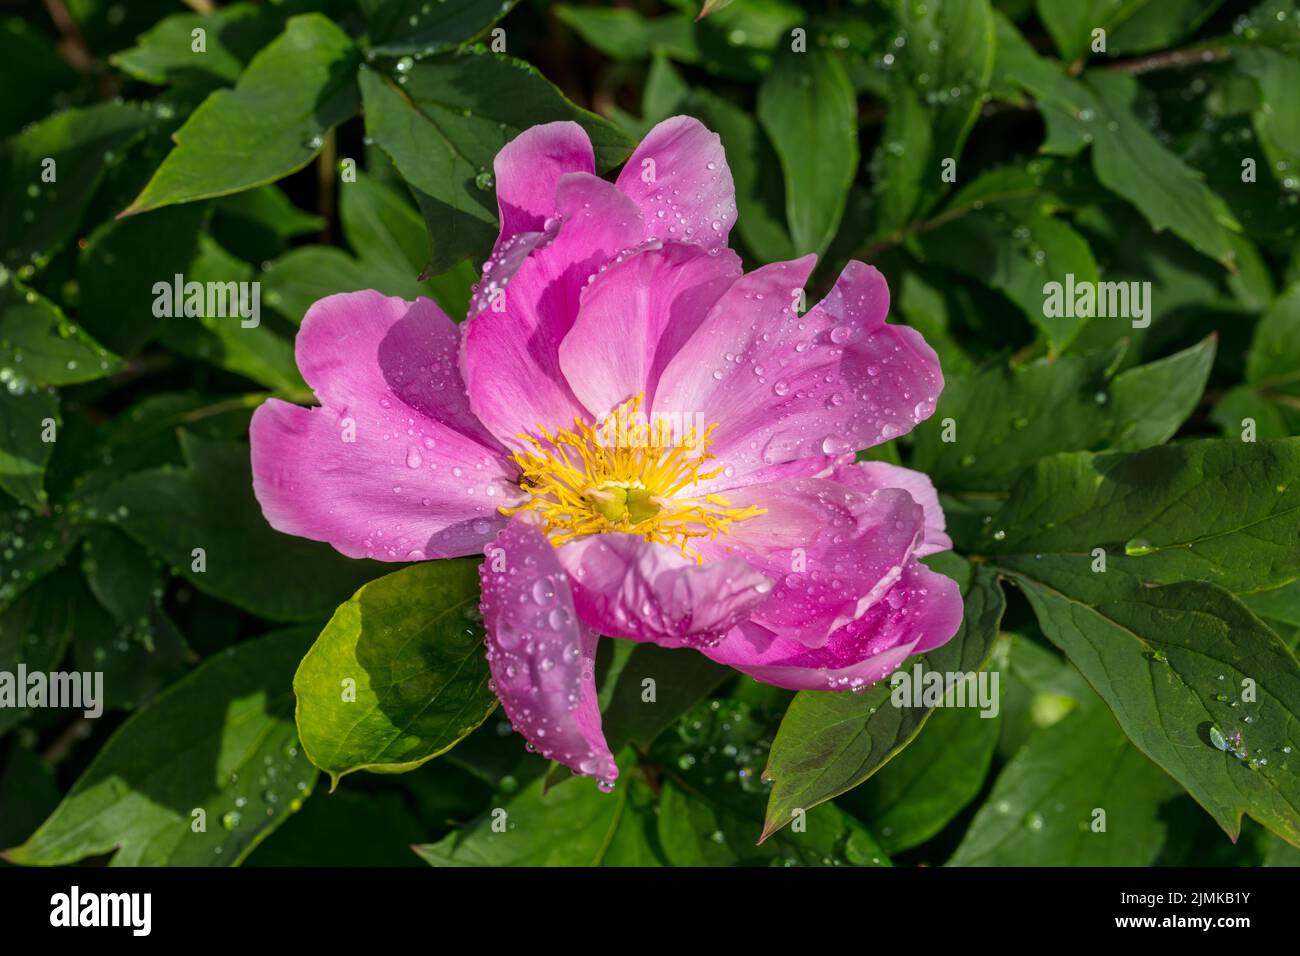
[461,173,645,447]
[615,115,736,251]
[480,517,617,784]
[557,533,771,649]
[492,121,594,248]
[250,292,515,561]
[654,259,944,481]
[702,561,963,690]
[695,479,926,647]
[831,457,951,556]
[558,241,741,418]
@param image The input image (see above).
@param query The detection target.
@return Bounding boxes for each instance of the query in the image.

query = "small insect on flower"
[250,117,961,789]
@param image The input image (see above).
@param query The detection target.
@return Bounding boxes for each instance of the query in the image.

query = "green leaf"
[1237,47,1300,183]
[659,779,888,866]
[362,0,520,56]
[599,643,730,752]
[872,86,934,238]
[998,567,1300,847]
[62,391,253,501]
[358,50,633,275]
[110,0,345,91]
[78,525,194,711]
[217,184,323,236]
[0,278,123,388]
[1222,281,1300,435]
[1084,72,1241,268]
[293,560,497,786]
[339,171,478,318]
[1248,283,1300,384]
[995,633,1091,758]
[681,89,794,263]
[263,247,400,323]
[1108,337,1218,449]
[985,439,1300,593]
[0,388,57,509]
[554,5,698,62]
[0,505,79,612]
[414,759,662,866]
[0,565,83,736]
[642,53,691,127]
[262,175,481,324]
[0,18,78,139]
[1103,0,1227,55]
[1037,0,1226,63]
[246,788,425,866]
[1242,579,1300,646]
[839,700,1000,854]
[761,560,1005,840]
[82,432,386,621]
[111,7,251,88]
[872,0,996,230]
[155,235,303,390]
[340,173,432,284]
[0,101,150,272]
[993,16,1240,267]
[4,627,319,866]
[915,168,1100,353]
[0,745,60,851]
[910,337,1216,492]
[653,698,890,865]
[984,439,1300,844]
[121,14,361,216]
[757,47,857,257]
[948,693,1180,865]
[1266,831,1300,865]
[77,203,208,355]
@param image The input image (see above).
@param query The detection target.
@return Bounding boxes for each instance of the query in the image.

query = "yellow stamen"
[500,394,764,562]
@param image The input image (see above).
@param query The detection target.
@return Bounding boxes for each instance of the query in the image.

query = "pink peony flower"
[250,116,963,789]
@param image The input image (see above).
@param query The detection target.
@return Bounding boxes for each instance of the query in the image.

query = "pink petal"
[480,516,617,785]
[653,259,944,482]
[695,478,926,647]
[701,561,963,690]
[250,292,516,561]
[469,123,595,318]
[615,115,737,252]
[832,457,952,557]
[461,172,645,448]
[556,533,771,649]
[558,241,741,418]
[493,121,594,248]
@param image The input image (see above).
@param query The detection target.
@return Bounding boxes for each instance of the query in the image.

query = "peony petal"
[461,172,645,448]
[653,258,944,482]
[701,561,963,690]
[556,533,771,649]
[695,479,926,646]
[469,123,595,318]
[250,292,517,561]
[493,121,594,248]
[558,241,741,418]
[831,457,951,557]
[480,517,617,785]
[615,115,736,251]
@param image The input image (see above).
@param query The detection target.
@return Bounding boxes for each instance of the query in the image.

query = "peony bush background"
[1,0,1299,867]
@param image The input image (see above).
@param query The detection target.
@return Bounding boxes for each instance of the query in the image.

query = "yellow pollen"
[499,394,765,561]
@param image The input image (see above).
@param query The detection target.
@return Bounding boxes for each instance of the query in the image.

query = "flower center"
[500,394,764,560]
